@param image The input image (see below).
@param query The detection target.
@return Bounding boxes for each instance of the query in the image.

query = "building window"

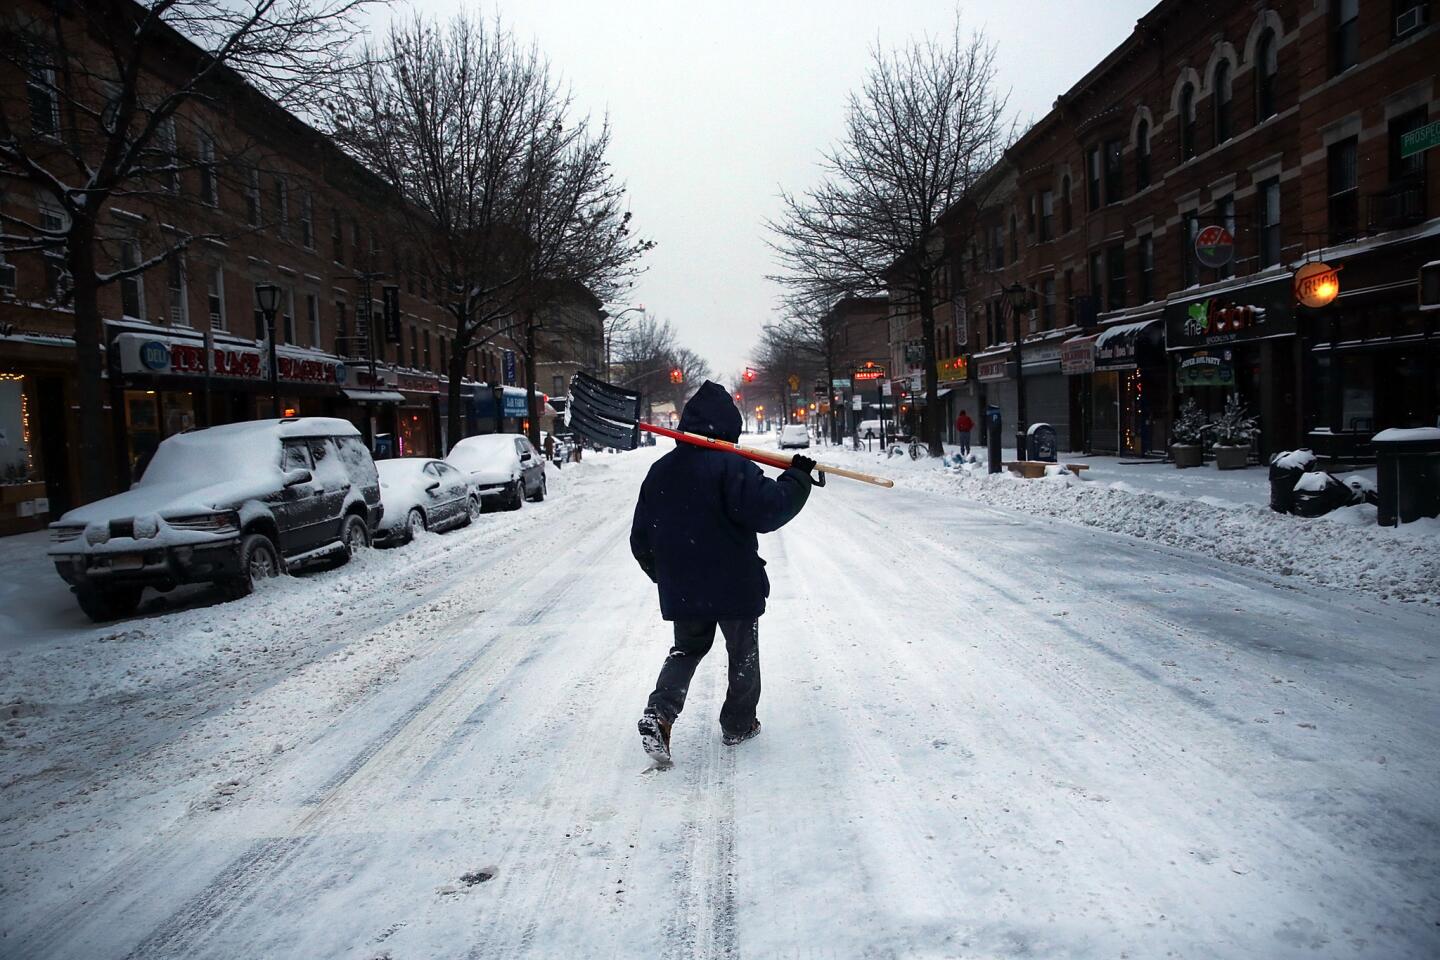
[1009,212,1018,262]
[246,168,261,226]
[1041,276,1056,329]
[1064,269,1075,325]
[27,56,60,138]
[197,133,218,205]
[1181,210,1200,286]
[156,119,178,193]
[332,210,344,263]
[120,239,143,318]
[300,191,314,249]
[1061,176,1072,232]
[274,177,288,239]
[1258,178,1281,267]
[1087,146,1102,210]
[1214,194,1236,279]
[440,336,448,373]
[410,324,419,367]
[1256,31,1278,120]
[1088,250,1104,306]
[207,265,225,330]
[281,287,296,343]
[0,251,17,297]
[1136,120,1151,191]
[335,300,348,355]
[1379,109,1430,228]
[423,329,432,369]
[166,254,188,325]
[1103,139,1123,204]
[1179,84,1197,161]
[1328,137,1359,243]
[1039,189,1054,242]
[1332,0,1359,75]
[1106,244,1126,310]
[990,224,1004,268]
[307,293,320,345]
[1138,234,1154,302]
[1213,61,1233,144]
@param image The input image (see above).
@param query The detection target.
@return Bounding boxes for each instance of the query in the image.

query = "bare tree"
[768,20,1009,455]
[0,0,371,502]
[664,345,711,410]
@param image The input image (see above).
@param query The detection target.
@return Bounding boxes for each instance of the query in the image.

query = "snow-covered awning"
[342,389,405,403]
[1094,318,1163,371]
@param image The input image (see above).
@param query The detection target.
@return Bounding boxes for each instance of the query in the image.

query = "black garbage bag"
[1340,474,1379,506]
[1290,471,1352,518]
[1268,449,1316,514]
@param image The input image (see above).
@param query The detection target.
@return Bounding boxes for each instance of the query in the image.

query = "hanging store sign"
[852,362,887,382]
[115,333,347,385]
[977,357,1010,382]
[937,356,968,381]
[1194,225,1235,269]
[502,349,517,385]
[831,377,852,388]
[1061,336,1096,375]
[1293,261,1340,308]
[1177,349,1235,387]
[1164,275,1295,350]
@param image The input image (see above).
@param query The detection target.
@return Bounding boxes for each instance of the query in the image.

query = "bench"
[1002,460,1091,479]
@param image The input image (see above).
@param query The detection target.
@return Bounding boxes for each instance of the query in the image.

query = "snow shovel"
[566,371,894,488]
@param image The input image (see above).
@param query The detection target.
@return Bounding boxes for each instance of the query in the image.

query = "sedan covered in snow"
[445,434,547,510]
[375,458,479,545]
[778,424,811,449]
[47,417,381,621]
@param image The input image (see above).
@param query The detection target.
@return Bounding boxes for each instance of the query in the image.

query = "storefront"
[1302,241,1439,460]
[1164,272,1298,459]
[0,332,76,533]
[1061,334,1096,453]
[391,371,440,458]
[111,330,353,481]
[1091,314,1166,455]
[936,355,974,443]
[974,349,1015,444]
[1020,340,1069,451]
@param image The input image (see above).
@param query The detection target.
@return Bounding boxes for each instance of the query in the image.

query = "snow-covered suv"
[48,417,382,621]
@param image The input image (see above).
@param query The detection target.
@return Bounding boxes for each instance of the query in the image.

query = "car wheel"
[464,496,481,524]
[534,476,547,501]
[337,514,371,564]
[507,479,524,511]
[405,507,426,542]
[220,533,281,599]
[75,584,145,622]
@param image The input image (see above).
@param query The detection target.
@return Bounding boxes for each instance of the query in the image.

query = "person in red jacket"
[954,409,975,455]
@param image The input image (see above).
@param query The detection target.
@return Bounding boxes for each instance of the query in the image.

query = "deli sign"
[116,333,347,385]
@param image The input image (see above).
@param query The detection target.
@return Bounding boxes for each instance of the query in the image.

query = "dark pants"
[958,430,971,455]
[646,619,760,735]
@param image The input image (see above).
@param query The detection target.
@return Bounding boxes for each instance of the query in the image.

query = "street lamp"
[255,282,282,417]
[1003,282,1034,459]
[599,304,645,379]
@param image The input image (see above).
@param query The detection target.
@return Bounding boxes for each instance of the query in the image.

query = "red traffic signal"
[669,368,684,384]
[742,367,756,382]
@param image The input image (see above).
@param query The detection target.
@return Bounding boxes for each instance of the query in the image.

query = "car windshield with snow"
[445,434,548,511]
[47,417,381,621]
[375,458,478,545]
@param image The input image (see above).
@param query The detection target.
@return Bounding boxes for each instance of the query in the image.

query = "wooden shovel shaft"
[638,423,895,488]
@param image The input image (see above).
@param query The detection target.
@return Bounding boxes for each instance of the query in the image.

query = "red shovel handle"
[637,422,894,488]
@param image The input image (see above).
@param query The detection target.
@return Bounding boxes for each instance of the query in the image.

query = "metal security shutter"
[1026,371,1070,450]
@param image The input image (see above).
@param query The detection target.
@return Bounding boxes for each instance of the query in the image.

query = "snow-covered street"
[3,446,1438,959]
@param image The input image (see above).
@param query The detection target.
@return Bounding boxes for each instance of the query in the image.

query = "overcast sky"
[412,0,1156,379]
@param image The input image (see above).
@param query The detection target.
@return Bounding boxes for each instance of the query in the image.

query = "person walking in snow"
[954,409,975,456]
[631,380,821,764]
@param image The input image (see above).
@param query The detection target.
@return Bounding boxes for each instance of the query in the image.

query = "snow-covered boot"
[638,712,672,764]
[722,719,761,746]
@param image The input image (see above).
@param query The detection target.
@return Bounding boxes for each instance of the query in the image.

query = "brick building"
[0,0,598,533]
[933,0,1437,459]
[822,295,889,436]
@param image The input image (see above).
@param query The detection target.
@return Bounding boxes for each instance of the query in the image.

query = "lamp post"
[599,304,644,380]
[255,282,282,417]
[1004,282,1034,460]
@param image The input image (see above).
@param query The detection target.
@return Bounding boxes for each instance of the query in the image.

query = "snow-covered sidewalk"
[808,443,1440,605]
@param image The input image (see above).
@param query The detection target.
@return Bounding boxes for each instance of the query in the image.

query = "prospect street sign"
[1400,120,1440,159]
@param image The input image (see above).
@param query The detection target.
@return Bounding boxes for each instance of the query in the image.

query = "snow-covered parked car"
[445,433,547,511]
[857,419,896,440]
[47,417,382,621]
[779,424,811,449]
[374,458,479,546]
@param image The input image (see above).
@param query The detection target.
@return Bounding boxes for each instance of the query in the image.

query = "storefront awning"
[1094,318,1164,371]
[342,388,405,403]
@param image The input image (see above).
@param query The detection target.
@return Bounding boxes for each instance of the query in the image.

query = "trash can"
[1267,449,1316,514]
[1027,423,1058,463]
[1372,428,1440,526]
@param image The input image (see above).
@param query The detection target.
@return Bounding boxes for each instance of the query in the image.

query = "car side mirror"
[426,480,441,492]
[283,468,312,487]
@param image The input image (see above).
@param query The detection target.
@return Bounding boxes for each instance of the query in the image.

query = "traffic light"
[743,367,756,382]
[669,368,684,384]
[733,391,742,403]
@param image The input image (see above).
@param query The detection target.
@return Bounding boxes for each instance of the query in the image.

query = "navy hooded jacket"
[630,381,812,621]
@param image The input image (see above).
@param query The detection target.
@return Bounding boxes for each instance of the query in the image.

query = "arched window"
[1060,175,1072,232]
[1136,120,1151,190]
[1179,84,1197,161]
[1256,30,1277,120]
[1213,61,1233,144]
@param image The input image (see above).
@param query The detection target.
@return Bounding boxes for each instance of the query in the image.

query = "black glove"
[788,454,826,486]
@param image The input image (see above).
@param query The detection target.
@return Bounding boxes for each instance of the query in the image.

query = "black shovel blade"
[570,371,643,425]
[568,403,641,450]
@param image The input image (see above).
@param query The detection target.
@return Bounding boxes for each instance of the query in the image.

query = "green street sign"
[1400,120,1440,159]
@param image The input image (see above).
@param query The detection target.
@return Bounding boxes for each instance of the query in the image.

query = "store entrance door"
[37,377,71,516]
